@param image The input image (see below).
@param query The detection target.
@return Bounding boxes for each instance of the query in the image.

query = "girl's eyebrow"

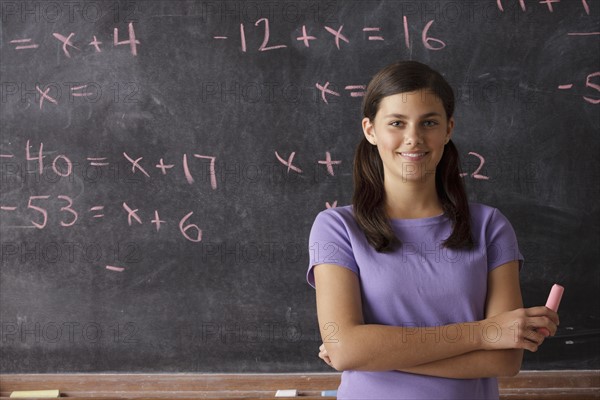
[383,112,442,119]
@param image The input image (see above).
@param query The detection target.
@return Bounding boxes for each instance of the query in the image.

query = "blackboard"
[0,0,598,373]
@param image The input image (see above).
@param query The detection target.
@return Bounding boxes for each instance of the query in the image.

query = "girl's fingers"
[318,344,333,366]
[527,316,558,336]
[525,307,560,325]
[524,327,546,344]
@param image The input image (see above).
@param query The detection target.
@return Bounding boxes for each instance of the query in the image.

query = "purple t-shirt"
[307,203,523,400]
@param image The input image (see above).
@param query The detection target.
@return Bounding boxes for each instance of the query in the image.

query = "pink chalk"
[545,284,564,311]
[538,284,564,337]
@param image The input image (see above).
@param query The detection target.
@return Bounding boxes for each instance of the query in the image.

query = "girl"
[306,61,559,399]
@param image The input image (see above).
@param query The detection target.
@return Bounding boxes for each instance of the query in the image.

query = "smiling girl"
[307,61,559,399]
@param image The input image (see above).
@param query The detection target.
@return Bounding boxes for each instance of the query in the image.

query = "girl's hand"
[481,306,559,352]
[318,343,334,368]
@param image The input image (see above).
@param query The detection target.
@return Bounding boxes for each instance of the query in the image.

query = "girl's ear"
[362,117,377,145]
[445,117,454,143]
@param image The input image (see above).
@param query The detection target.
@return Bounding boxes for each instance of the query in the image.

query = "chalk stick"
[275,389,298,397]
[10,390,60,398]
[538,284,564,337]
[545,284,564,311]
[321,389,338,396]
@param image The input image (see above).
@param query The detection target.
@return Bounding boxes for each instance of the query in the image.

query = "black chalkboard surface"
[0,0,598,373]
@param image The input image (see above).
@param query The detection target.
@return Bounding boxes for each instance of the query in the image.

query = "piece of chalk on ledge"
[321,389,338,396]
[10,389,60,398]
[275,389,298,397]
[538,284,565,337]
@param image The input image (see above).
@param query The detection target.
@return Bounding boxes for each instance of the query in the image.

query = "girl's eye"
[390,121,404,127]
[423,120,439,127]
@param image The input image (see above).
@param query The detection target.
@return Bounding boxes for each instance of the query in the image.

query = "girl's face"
[362,89,454,186]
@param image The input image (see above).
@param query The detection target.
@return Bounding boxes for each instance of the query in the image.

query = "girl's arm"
[397,261,528,378]
[314,261,558,372]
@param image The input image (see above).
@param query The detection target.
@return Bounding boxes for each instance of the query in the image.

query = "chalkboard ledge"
[0,371,598,399]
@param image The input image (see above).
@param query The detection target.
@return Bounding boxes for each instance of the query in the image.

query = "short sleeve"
[306,209,359,288]
[486,208,524,272]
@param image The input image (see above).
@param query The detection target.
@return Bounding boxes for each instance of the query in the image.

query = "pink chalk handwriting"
[345,85,366,98]
[315,82,341,104]
[2,194,205,243]
[297,25,317,47]
[422,20,446,50]
[255,18,287,51]
[363,27,384,41]
[88,157,109,167]
[10,23,140,57]
[12,141,219,188]
[183,153,218,189]
[9,38,39,50]
[123,152,151,178]
[316,82,368,102]
[567,32,600,36]
[403,16,410,48]
[89,36,103,52]
[26,140,45,175]
[539,0,560,12]
[557,71,600,104]
[215,19,446,53]
[114,22,140,56]
[497,0,590,14]
[90,206,105,219]
[71,84,94,97]
[179,212,202,242]
[275,151,303,174]
[151,211,166,231]
[52,32,79,58]
[193,155,217,189]
[324,25,350,50]
[19,195,79,229]
[460,152,490,180]
[123,202,142,226]
[156,158,175,174]
[58,195,77,227]
[584,71,600,104]
[36,85,58,110]
[27,195,50,229]
[318,152,342,176]
[325,201,338,209]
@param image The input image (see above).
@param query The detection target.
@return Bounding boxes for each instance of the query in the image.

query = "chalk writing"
[215,18,446,52]
[8,38,39,50]
[9,22,139,57]
[460,152,490,180]
[558,71,600,104]
[317,152,342,177]
[7,140,219,188]
[325,201,338,209]
[275,151,303,174]
[496,0,591,14]
[584,71,600,104]
[1,195,203,243]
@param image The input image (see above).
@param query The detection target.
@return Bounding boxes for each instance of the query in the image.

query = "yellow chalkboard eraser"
[10,389,60,398]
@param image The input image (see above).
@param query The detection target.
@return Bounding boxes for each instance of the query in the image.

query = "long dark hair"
[353,61,473,252]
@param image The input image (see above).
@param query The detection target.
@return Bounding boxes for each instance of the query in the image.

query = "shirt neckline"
[389,212,448,226]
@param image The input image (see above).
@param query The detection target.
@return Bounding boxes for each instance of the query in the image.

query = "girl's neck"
[384,178,443,219]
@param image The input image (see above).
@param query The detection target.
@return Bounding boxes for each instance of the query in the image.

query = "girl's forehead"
[379,90,444,108]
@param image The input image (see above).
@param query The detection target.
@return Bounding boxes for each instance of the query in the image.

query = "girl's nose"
[404,124,422,145]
